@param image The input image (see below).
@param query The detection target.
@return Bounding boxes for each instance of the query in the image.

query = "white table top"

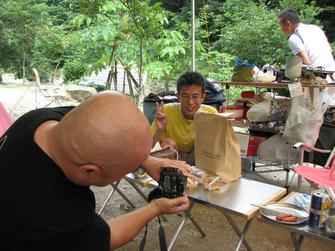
[126,174,287,220]
[186,177,287,220]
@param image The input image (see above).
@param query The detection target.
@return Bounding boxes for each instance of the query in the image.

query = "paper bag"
[194,113,241,183]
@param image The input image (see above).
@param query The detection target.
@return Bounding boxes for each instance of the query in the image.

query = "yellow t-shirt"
[151,103,218,153]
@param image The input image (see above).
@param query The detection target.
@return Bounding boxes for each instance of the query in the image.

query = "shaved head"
[50,91,152,185]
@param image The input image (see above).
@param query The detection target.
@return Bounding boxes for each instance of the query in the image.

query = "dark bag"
[203,80,226,110]
[143,91,177,124]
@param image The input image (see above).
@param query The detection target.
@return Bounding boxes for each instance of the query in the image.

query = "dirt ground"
[1,83,334,251]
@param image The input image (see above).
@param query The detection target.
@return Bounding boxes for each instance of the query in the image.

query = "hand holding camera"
[148,167,187,201]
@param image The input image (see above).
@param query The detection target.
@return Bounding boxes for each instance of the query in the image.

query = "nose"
[187,97,196,105]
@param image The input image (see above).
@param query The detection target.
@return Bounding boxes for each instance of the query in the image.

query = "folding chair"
[0,102,13,136]
[292,142,335,191]
[32,68,67,108]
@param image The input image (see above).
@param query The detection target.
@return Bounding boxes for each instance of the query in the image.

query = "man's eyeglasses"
[179,94,204,101]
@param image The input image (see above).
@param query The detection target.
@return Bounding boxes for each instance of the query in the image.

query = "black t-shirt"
[0,107,110,251]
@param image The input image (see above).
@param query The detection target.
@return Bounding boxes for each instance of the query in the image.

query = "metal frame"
[168,178,286,251]
[97,174,206,241]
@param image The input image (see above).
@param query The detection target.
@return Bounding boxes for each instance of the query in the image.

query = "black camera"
[159,167,186,198]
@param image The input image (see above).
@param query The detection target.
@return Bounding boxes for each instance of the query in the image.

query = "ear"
[78,164,102,179]
[200,92,206,103]
[177,92,181,102]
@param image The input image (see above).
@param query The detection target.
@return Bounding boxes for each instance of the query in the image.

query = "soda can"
[308,191,330,228]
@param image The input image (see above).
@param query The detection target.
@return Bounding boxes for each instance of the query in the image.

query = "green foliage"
[198,51,235,81]
[145,28,189,91]
[279,0,322,24]
[215,0,290,68]
[62,60,86,83]
[0,0,333,97]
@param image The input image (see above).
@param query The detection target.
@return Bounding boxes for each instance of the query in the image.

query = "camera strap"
[158,216,168,251]
[139,216,167,251]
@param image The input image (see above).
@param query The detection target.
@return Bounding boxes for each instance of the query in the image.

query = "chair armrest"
[293,142,331,154]
[293,142,332,165]
[326,188,335,202]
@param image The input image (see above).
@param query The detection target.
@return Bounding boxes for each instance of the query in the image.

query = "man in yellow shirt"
[151,71,218,165]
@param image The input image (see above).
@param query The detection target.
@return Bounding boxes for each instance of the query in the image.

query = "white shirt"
[289,23,335,105]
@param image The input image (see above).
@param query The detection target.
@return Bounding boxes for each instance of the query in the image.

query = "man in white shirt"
[279,9,335,166]
[279,9,335,105]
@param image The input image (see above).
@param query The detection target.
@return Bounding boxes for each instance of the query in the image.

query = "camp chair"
[292,142,335,191]
[0,102,13,136]
[32,68,67,108]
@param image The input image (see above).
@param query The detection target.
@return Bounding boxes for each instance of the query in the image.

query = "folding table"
[98,175,286,251]
[170,177,287,251]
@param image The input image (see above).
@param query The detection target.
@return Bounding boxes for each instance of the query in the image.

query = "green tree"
[0,1,53,81]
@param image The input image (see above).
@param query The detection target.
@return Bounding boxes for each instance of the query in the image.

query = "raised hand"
[154,101,167,131]
[142,156,191,181]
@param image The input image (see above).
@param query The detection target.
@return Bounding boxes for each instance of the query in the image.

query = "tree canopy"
[0,0,334,101]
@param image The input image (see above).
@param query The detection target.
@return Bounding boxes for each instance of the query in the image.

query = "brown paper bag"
[194,112,241,183]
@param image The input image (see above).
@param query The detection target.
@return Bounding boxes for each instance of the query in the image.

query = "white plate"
[260,202,309,225]
[325,215,335,234]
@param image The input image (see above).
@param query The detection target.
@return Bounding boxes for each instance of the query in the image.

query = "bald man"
[0,91,189,251]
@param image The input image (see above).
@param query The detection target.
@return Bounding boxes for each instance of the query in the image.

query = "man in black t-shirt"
[0,91,190,251]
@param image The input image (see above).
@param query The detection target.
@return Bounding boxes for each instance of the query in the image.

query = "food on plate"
[275,214,298,222]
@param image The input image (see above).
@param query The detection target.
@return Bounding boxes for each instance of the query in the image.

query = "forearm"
[296,51,311,65]
[142,155,160,180]
[152,129,164,147]
[107,202,160,249]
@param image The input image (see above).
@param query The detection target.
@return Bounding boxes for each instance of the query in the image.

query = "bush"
[62,60,86,83]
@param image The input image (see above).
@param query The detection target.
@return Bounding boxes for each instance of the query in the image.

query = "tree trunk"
[126,70,134,97]
[137,39,144,104]
[22,50,26,85]
[106,70,112,90]
[106,44,117,90]
[122,70,126,93]
[113,60,118,91]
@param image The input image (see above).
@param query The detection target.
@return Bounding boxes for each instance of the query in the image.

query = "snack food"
[188,166,224,191]
[204,176,223,191]
[275,214,298,223]
[186,175,198,189]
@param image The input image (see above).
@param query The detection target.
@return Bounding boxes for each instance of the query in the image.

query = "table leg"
[124,177,149,202]
[187,214,206,238]
[290,232,304,251]
[98,180,121,215]
[112,184,137,209]
[168,213,187,251]
[167,202,206,251]
[224,214,253,251]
